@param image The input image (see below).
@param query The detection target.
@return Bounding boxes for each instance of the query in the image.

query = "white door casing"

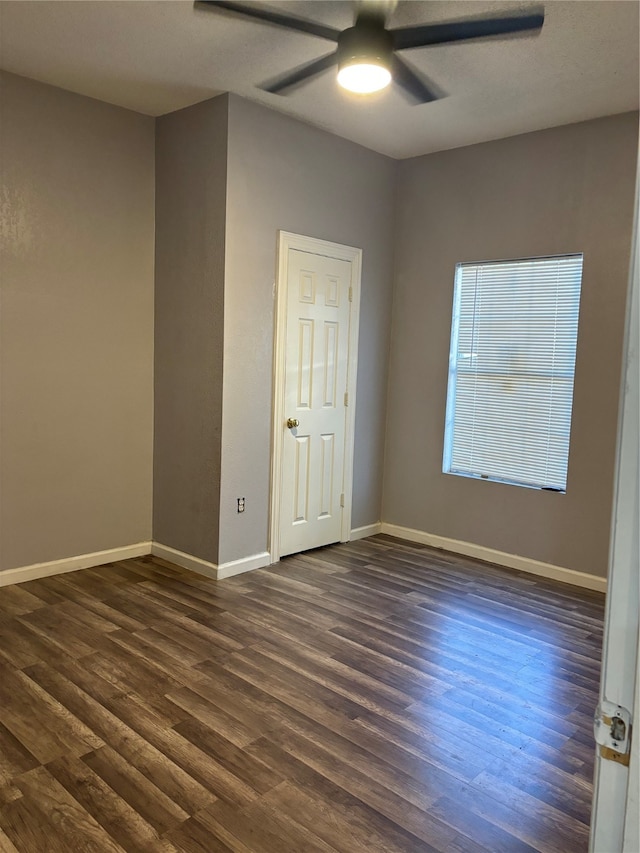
[270,232,361,562]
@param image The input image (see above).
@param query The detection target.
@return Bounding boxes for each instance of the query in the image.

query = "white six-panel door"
[271,234,361,561]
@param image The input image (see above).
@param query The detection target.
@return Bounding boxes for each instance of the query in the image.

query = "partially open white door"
[589,153,639,853]
[270,233,361,562]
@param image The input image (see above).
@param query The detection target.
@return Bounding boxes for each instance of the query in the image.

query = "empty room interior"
[0,1,639,851]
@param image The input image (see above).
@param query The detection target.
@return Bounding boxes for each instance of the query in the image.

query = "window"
[443,254,583,492]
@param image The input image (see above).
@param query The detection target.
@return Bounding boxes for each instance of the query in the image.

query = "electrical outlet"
[237,497,245,513]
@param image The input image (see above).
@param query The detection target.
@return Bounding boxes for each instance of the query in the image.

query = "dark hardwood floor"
[0,535,604,853]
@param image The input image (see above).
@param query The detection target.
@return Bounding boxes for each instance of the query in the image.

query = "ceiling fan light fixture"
[336,22,393,95]
[337,61,391,94]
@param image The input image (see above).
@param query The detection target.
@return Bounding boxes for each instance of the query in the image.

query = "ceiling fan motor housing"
[337,22,393,73]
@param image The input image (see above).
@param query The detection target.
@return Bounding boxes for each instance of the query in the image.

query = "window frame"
[442,253,583,493]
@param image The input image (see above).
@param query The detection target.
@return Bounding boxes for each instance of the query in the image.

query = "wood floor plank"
[104,693,263,809]
[0,617,76,670]
[0,766,125,853]
[417,688,573,752]
[474,753,591,812]
[331,620,584,717]
[251,729,457,851]
[0,723,39,785]
[46,753,170,852]
[81,744,189,835]
[18,606,109,658]
[0,536,603,853]
[219,646,372,722]
[260,778,429,853]
[80,645,185,697]
[0,827,21,853]
[246,639,412,716]
[146,617,243,657]
[173,717,284,796]
[245,737,448,853]
[428,794,540,853]
[317,632,453,700]
[444,834,496,853]
[46,654,129,704]
[253,635,415,710]
[433,778,591,853]
[347,707,493,783]
[128,626,213,667]
[472,766,592,829]
[24,663,215,815]
[436,682,582,737]
[0,663,104,763]
[0,586,45,619]
[105,631,211,692]
[164,815,237,853]
[199,797,337,853]
[165,686,260,748]
[56,597,125,634]
[176,659,288,740]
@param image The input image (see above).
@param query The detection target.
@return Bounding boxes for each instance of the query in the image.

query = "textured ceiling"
[0,0,638,158]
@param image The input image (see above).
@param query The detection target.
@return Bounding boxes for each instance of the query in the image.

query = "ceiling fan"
[195,0,545,104]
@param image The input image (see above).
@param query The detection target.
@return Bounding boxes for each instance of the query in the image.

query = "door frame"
[589,151,639,852]
[269,231,362,564]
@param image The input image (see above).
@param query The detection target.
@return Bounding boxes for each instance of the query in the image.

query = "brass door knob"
[286,418,300,429]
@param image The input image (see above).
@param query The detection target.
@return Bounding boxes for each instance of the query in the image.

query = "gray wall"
[384,112,638,578]
[2,71,634,581]
[219,95,397,564]
[153,95,228,563]
[0,72,155,572]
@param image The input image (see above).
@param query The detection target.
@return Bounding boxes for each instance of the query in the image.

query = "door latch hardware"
[594,700,632,765]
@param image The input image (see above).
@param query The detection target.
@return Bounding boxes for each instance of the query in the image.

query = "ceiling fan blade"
[195,1,341,42]
[262,51,338,95]
[391,10,544,51]
[391,55,441,104]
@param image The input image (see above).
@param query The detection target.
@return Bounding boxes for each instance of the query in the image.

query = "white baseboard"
[1,526,604,592]
[151,542,218,579]
[350,523,383,541]
[380,523,607,592]
[0,542,152,588]
[217,551,271,579]
[151,542,270,580]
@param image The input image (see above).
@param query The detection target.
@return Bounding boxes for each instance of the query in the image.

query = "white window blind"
[443,254,583,491]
